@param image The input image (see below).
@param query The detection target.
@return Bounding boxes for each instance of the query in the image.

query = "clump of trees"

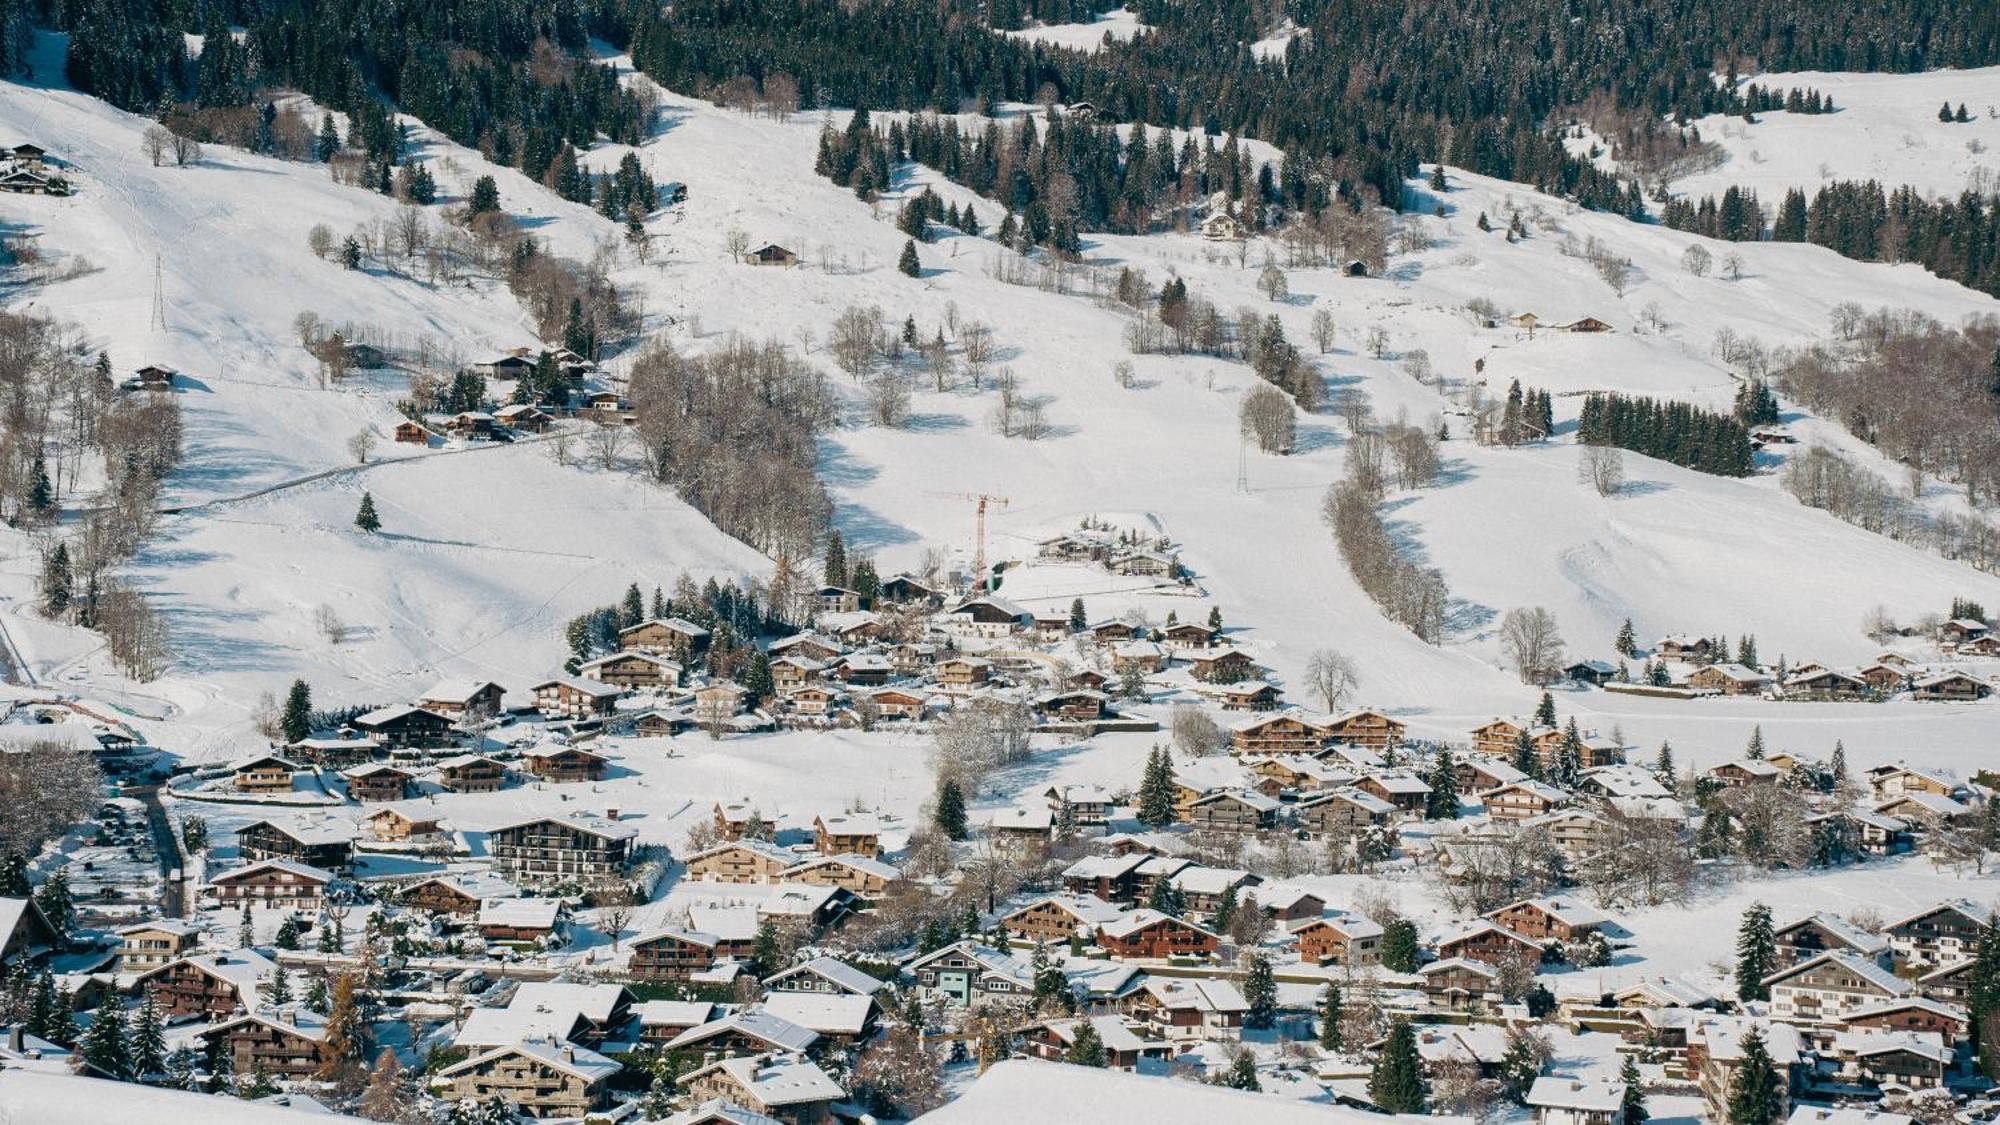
[627,337,837,560]
[1322,477,1448,643]
[1576,392,1753,476]
[0,740,104,860]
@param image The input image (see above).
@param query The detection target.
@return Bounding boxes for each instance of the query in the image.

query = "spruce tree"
[0,854,26,896]
[1380,917,1420,973]
[1242,953,1277,1029]
[1499,1031,1541,1101]
[341,236,362,270]
[1065,1020,1108,1066]
[1534,691,1557,727]
[33,870,72,939]
[1426,749,1460,819]
[354,491,380,531]
[1735,902,1775,1001]
[1726,1028,1783,1125]
[1429,164,1446,191]
[1069,597,1086,631]
[1136,747,1177,829]
[129,994,166,1079]
[281,679,313,743]
[469,175,500,215]
[79,1001,129,1078]
[823,530,848,589]
[316,114,340,161]
[1318,983,1343,1050]
[1745,725,1765,760]
[934,778,968,840]
[898,239,921,277]
[26,457,53,517]
[40,542,72,616]
[1615,618,1636,657]
[1213,883,1238,931]
[1369,1020,1427,1113]
[1512,729,1542,780]
[1620,1054,1648,1124]
[1967,911,2000,1077]
[1653,742,1676,789]
[1146,876,1185,917]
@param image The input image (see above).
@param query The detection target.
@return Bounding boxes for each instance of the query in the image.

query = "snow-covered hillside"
[1673,66,2000,200]
[0,34,1998,771]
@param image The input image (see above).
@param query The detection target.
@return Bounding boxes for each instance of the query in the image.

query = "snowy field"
[1672,66,2000,200]
[999,8,1148,52]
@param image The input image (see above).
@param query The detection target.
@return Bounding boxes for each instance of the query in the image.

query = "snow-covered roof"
[417,679,502,705]
[757,992,874,1036]
[1775,911,1889,957]
[1526,1077,1626,1113]
[441,1037,621,1084]
[765,955,888,997]
[477,898,564,929]
[1765,950,1913,997]
[635,1000,717,1027]
[782,853,902,882]
[1139,976,1248,1013]
[667,1009,819,1054]
[985,806,1056,831]
[683,1053,844,1108]
[209,858,335,886]
[0,1070,369,1123]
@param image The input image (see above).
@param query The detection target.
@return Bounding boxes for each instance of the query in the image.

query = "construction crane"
[930,491,1010,589]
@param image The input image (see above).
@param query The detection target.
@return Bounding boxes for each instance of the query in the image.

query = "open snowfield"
[998,8,1148,52]
[0,35,1991,786]
[1672,66,2000,200]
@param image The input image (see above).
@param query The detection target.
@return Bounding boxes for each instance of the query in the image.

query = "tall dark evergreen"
[1369,1020,1427,1113]
[1726,1028,1784,1125]
[934,778,969,840]
[1735,901,1776,1001]
[281,679,314,743]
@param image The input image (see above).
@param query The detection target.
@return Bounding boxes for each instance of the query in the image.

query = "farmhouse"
[436,753,508,792]
[531,676,623,719]
[619,617,710,658]
[524,745,608,783]
[415,679,506,723]
[577,651,683,690]
[351,704,455,749]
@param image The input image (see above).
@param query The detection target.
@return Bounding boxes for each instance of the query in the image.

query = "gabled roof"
[1885,898,1989,932]
[417,679,504,705]
[757,992,874,1036]
[680,1053,844,1108]
[209,858,336,886]
[765,955,887,997]
[1488,896,1610,929]
[1098,908,1215,941]
[665,1009,819,1054]
[1762,950,1912,997]
[439,1037,621,1083]
[781,853,902,882]
[1774,911,1889,956]
[487,813,636,841]
[622,616,710,638]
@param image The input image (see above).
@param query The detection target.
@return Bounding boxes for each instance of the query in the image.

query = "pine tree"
[354,491,380,532]
[1499,1030,1541,1101]
[1208,605,1223,631]
[1735,902,1775,1001]
[1829,741,1847,785]
[751,919,782,975]
[469,175,500,215]
[1616,618,1636,657]
[129,994,166,1079]
[26,456,53,517]
[1726,1028,1783,1125]
[0,854,26,896]
[935,778,969,840]
[1426,749,1460,819]
[316,114,341,161]
[1213,883,1238,931]
[1745,725,1765,760]
[1429,164,1447,191]
[80,1001,129,1079]
[1146,876,1185,917]
[33,869,72,938]
[823,530,848,589]
[1736,634,1759,669]
[898,239,921,277]
[1554,718,1583,789]
[1064,1020,1108,1066]
[1369,1020,1427,1113]
[276,916,301,950]
[341,236,362,270]
[1653,742,1676,789]
[1620,1054,1649,1124]
[1534,691,1557,727]
[281,679,313,743]
[40,542,72,616]
[1242,953,1277,1029]
[305,974,330,1014]
[1512,729,1542,780]
[1318,983,1343,1050]
[1069,597,1087,631]
[1136,747,1177,829]
[1380,917,1420,973]
[1967,912,2000,1077]
[742,652,774,704]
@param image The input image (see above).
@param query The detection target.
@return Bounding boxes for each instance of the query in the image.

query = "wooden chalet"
[578,650,683,690]
[1294,787,1395,837]
[1324,709,1406,749]
[208,859,334,910]
[415,679,507,722]
[685,839,798,884]
[1230,709,1335,755]
[366,803,443,841]
[781,853,900,897]
[1486,897,1610,943]
[235,819,354,870]
[1912,671,1991,702]
[393,419,436,444]
[201,1010,328,1080]
[401,877,483,917]
[341,761,412,802]
[135,950,274,1019]
[628,928,721,981]
[437,753,508,793]
[1688,663,1772,696]
[1097,909,1219,960]
[813,813,883,858]
[116,919,198,973]
[620,616,710,658]
[351,704,455,749]
[1186,647,1256,683]
[678,1055,844,1123]
[436,1040,619,1119]
[745,243,797,266]
[524,745,609,783]
[1436,920,1544,965]
[531,676,623,720]
[231,753,299,794]
[936,656,993,687]
[1291,913,1385,966]
[1185,790,1280,835]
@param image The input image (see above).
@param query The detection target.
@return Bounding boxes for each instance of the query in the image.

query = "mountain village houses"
[0,522,1994,1123]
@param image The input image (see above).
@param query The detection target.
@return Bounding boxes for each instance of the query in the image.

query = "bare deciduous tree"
[1499,605,1565,684]
[142,126,171,167]
[1580,443,1625,496]
[1680,243,1712,277]
[1303,648,1359,711]
[1170,705,1226,757]
[347,428,377,465]
[1239,383,1296,453]
[1310,308,1337,353]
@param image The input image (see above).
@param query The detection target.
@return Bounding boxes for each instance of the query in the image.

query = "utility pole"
[150,255,167,331]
